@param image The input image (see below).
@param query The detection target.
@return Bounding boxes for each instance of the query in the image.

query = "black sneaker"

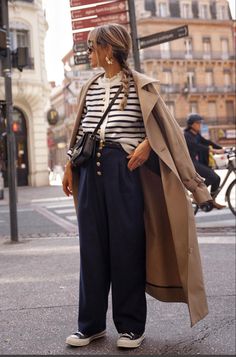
[117,332,145,348]
[66,330,106,347]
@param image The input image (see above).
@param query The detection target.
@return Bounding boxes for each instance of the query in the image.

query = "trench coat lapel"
[131,70,159,127]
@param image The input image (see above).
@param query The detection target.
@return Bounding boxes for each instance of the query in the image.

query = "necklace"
[104,70,123,81]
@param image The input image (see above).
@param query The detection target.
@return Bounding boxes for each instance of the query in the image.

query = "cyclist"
[184,113,226,209]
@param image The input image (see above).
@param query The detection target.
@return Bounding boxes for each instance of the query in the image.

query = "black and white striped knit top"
[76,72,146,154]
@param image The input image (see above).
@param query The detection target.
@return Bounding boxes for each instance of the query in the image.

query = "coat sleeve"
[149,84,212,203]
[199,135,222,149]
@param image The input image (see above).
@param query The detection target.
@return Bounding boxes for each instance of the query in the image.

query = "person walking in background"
[62,23,212,350]
[184,113,226,209]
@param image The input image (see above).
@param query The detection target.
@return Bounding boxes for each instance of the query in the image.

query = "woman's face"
[87,39,110,69]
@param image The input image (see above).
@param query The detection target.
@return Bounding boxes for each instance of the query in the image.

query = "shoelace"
[75,332,85,337]
[120,332,135,339]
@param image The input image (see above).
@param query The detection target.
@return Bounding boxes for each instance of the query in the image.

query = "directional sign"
[74,54,89,65]
[71,0,127,19]
[70,0,102,7]
[70,0,112,7]
[72,12,128,30]
[73,31,90,43]
[73,41,87,53]
[139,25,189,49]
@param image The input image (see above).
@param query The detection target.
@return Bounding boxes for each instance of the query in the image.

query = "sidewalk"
[0,235,235,355]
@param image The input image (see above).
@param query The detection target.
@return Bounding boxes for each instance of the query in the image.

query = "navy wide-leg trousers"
[77,146,146,336]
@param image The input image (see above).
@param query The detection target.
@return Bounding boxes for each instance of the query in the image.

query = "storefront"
[0,107,29,187]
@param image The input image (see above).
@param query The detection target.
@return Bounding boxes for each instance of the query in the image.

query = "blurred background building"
[0,0,50,187]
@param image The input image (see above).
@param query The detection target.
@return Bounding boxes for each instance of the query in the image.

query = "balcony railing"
[141,50,235,61]
[160,84,180,93]
[160,84,235,95]
[182,85,236,94]
[177,116,235,127]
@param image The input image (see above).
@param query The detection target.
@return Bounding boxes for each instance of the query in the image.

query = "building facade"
[48,0,235,169]
[0,0,50,186]
[137,0,235,145]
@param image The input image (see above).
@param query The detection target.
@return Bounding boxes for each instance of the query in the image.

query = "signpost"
[70,0,108,6]
[139,25,188,49]
[73,30,90,44]
[69,1,188,72]
[1,0,18,242]
[70,0,129,67]
[71,1,127,19]
[72,12,128,30]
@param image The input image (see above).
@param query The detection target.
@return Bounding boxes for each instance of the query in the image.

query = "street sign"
[72,12,128,30]
[71,0,127,19]
[73,41,87,53]
[70,0,111,7]
[73,31,90,43]
[74,54,89,65]
[139,25,189,49]
[47,109,59,126]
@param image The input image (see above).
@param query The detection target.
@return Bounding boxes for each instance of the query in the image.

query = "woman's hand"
[127,138,151,171]
[62,161,73,196]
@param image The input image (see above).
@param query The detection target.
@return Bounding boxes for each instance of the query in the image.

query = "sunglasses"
[87,39,104,54]
[87,40,95,55]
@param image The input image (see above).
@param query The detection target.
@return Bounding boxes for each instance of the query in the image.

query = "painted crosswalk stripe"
[54,208,75,214]
[44,202,74,209]
[197,219,235,228]
[66,216,77,221]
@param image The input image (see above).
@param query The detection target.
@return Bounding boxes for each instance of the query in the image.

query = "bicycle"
[192,147,236,216]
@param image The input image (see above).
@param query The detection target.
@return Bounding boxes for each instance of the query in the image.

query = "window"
[203,38,211,59]
[160,42,170,58]
[163,69,172,85]
[217,5,228,20]
[206,70,214,88]
[221,38,229,59]
[10,29,29,50]
[199,3,210,19]
[189,102,198,113]
[159,2,167,16]
[223,70,231,87]
[9,24,33,69]
[226,101,235,122]
[182,3,192,18]
[208,101,217,120]
[187,71,196,90]
[184,38,193,58]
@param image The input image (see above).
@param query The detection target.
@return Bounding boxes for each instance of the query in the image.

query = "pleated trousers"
[77,145,146,335]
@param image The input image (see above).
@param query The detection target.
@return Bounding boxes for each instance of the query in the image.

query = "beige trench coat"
[69,70,211,327]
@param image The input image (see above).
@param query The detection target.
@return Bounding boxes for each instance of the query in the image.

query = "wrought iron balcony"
[182,85,236,94]
[141,50,235,61]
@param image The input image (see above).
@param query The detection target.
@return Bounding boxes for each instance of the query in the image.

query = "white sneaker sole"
[66,330,106,347]
[117,334,145,348]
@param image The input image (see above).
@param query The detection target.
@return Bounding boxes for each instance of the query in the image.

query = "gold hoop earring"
[105,56,113,65]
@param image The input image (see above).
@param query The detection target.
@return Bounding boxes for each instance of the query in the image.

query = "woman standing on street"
[62,23,212,349]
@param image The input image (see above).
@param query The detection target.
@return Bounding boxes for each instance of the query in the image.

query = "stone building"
[136,0,235,144]
[0,0,50,186]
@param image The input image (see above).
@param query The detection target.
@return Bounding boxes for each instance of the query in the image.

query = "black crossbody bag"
[70,85,123,168]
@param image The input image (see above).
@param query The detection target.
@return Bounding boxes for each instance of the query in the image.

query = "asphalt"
[0,185,235,355]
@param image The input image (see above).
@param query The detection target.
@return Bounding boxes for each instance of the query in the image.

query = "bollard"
[0,171,4,200]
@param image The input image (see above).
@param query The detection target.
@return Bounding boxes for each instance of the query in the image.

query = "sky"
[42,0,236,85]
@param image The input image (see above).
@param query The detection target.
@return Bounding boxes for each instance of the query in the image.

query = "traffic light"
[0,28,6,56]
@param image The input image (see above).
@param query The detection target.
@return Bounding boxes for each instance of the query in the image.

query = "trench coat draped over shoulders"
[69,70,211,327]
